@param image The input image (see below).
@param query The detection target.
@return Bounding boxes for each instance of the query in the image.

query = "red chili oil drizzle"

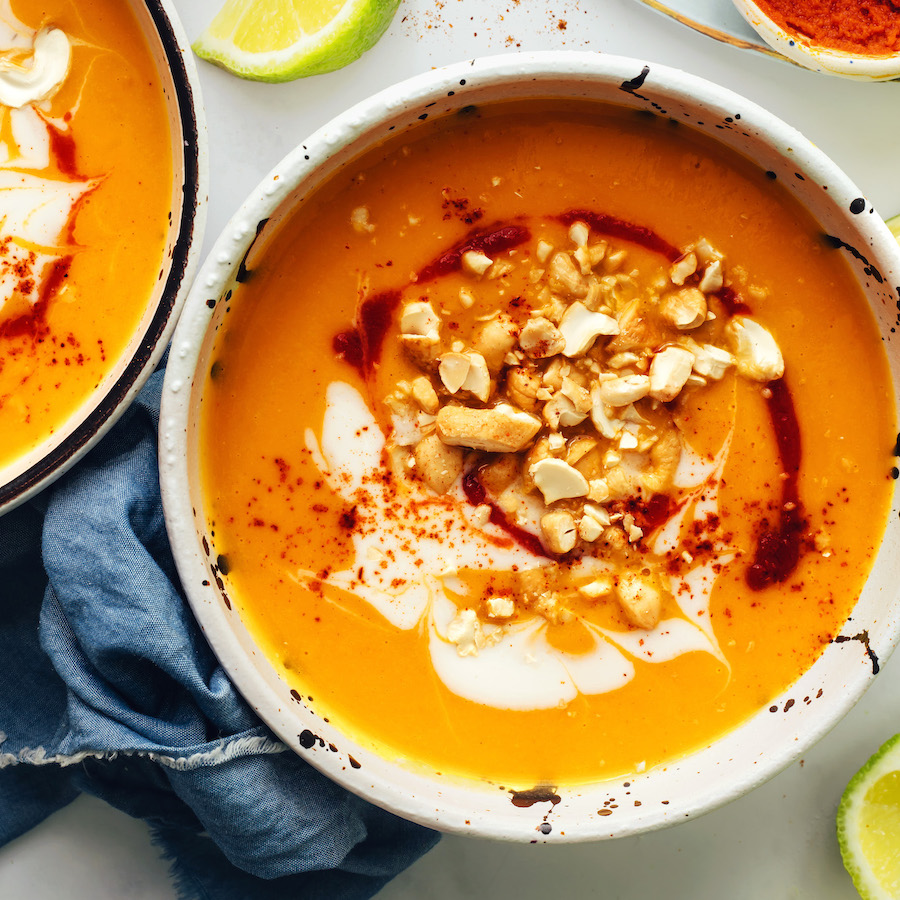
[47,123,79,178]
[613,492,673,533]
[746,377,805,590]
[416,223,531,282]
[714,285,751,316]
[332,290,402,375]
[0,256,72,341]
[557,210,681,262]
[462,465,554,560]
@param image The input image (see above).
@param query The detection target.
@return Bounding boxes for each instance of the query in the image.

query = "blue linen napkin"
[0,369,439,898]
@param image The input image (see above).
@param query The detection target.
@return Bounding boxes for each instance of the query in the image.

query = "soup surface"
[201,101,895,786]
[0,0,172,471]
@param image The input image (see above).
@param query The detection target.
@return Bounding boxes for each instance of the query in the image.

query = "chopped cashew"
[475,314,518,372]
[438,352,471,393]
[411,376,439,414]
[447,608,486,656]
[597,374,651,407]
[351,206,375,234]
[578,514,603,542]
[698,259,723,293]
[459,286,476,308]
[728,317,784,381]
[579,575,613,598]
[400,333,441,368]
[506,366,543,411]
[548,432,567,451]
[543,393,588,430]
[548,251,588,298]
[660,287,707,331]
[400,301,441,338]
[414,433,464,494]
[462,249,493,276]
[480,454,520,494]
[560,376,593,413]
[565,435,597,466]
[541,509,578,554]
[669,252,698,286]
[590,387,623,439]
[641,429,682,494]
[520,316,565,358]
[616,571,662,630]
[438,351,492,401]
[530,457,590,504]
[648,346,694,401]
[436,403,541,452]
[568,221,590,247]
[587,479,610,503]
[486,596,516,619]
[691,342,734,380]
[559,301,620,357]
[522,436,553,493]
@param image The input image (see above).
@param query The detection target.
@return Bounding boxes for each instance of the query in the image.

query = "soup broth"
[201,101,895,785]
[0,0,172,470]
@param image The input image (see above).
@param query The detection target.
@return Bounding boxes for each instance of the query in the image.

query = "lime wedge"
[837,733,900,899]
[888,214,900,243]
[193,0,401,82]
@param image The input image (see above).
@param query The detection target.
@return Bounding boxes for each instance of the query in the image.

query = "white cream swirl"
[0,6,95,323]
[299,381,732,712]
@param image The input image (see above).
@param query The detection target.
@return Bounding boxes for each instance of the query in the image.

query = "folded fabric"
[0,370,439,899]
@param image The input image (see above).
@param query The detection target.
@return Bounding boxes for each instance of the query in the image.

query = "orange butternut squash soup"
[200,101,895,786]
[0,0,172,469]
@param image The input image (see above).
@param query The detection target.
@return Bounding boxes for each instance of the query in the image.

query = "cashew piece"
[414,433,464,494]
[436,403,541,453]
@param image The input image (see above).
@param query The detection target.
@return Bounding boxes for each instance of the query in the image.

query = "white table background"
[2,0,900,896]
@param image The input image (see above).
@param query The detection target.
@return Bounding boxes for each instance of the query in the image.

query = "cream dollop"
[0,26,71,109]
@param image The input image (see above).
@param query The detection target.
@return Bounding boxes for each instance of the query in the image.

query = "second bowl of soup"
[0,0,204,513]
[160,52,900,839]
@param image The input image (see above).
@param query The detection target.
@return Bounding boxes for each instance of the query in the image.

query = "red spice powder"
[754,0,900,55]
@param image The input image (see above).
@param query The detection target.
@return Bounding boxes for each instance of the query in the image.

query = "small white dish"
[732,0,900,80]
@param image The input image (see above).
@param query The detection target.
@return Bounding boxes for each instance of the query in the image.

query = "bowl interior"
[0,0,204,515]
[161,53,900,840]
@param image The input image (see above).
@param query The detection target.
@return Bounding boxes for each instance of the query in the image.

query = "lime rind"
[837,733,900,900]
[193,0,400,83]
[887,213,900,243]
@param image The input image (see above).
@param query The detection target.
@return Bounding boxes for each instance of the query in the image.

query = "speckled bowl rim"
[732,0,900,80]
[160,51,900,841]
[0,0,207,516]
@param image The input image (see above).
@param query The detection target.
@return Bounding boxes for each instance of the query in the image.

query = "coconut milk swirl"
[0,3,96,322]
[303,381,734,712]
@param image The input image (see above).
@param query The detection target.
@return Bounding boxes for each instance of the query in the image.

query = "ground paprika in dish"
[753,0,900,55]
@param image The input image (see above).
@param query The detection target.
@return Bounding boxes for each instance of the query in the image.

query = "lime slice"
[837,733,900,899]
[193,0,401,83]
[888,213,900,243]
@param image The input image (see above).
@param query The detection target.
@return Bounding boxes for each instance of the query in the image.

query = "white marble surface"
[3,0,900,896]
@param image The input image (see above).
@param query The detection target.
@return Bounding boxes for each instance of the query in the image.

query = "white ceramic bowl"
[160,52,900,840]
[732,0,900,80]
[0,0,206,515]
